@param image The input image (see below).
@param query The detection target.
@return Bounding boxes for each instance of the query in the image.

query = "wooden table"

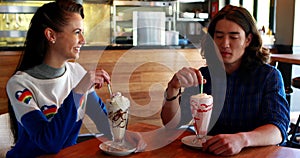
[271,54,300,65]
[39,123,300,158]
[270,53,300,95]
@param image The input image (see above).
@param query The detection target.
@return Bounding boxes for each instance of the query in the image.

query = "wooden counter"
[0,48,205,115]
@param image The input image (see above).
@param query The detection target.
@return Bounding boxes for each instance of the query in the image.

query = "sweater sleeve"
[85,91,111,137]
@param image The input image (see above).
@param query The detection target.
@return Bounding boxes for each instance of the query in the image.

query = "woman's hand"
[74,69,111,94]
[125,131,147,152]
[168,67,206,89]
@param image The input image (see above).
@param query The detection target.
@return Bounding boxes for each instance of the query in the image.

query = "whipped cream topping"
[190,93,213,110]
[109,92,130,112]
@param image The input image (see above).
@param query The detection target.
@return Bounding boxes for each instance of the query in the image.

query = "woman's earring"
[52,40,55,44]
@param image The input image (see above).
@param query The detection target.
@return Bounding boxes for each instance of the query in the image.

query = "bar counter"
[0,47,205,114]
[0,44,197,51]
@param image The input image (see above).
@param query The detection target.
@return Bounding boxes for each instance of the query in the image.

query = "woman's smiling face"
[53,13,85,61]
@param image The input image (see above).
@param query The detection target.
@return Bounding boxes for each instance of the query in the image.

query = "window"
[242,0,254,17]
[226,0,274,34]
[256,0,271,32]
[230,0,240,6]
[294,0,300,47]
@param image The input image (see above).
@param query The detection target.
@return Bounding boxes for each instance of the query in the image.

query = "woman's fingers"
[95,69,111,84]
[94,69,111,89]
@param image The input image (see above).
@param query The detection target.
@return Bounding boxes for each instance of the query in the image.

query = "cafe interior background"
[1,0,300,156]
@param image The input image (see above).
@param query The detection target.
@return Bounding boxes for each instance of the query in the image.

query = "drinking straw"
[200,76,204,94]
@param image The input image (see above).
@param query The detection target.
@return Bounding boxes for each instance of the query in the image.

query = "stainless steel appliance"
[110,1,176,45]
[133,11,166,46]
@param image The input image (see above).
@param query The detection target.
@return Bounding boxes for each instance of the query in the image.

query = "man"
[161,5,289,156]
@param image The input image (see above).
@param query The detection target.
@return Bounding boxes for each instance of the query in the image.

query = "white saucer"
[181,135,212,149]
[99,141,136,156]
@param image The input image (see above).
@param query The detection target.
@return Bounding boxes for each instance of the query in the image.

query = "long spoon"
[107,83,113,97]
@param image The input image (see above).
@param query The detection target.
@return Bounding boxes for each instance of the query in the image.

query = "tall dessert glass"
[105,92,131,150]
[190,93,213,145]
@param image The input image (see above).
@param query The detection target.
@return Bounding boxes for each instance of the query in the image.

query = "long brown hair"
[207,5,270,73]
[8,0,84,144]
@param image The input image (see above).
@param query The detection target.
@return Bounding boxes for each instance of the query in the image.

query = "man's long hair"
[207,5,270,73]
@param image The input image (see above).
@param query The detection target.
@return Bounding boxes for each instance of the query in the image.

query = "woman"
[161,5,290,156]
[6,1,144,157]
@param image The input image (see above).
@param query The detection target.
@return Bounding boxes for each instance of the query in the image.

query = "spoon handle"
[107,83,113,97]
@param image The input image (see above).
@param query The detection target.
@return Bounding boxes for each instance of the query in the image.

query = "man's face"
[213,19,252,68]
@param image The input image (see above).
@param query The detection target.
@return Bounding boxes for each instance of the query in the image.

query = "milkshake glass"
[190,93,213,144]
